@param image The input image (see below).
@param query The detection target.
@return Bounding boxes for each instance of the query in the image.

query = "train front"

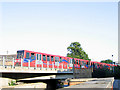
[14,50,24,66]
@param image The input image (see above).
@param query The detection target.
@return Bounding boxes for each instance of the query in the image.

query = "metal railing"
[0,56,73,72]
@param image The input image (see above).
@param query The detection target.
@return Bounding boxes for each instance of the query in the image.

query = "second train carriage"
[14,50,116,70]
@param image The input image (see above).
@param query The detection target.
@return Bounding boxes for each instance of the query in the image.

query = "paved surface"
[60,77,114,89]
[113,79,120,90]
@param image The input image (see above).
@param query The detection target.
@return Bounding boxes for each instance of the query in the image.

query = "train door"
[55,56,59,69]
[22,51,30,67]
[50,56,54,68]
[30,53,36,67]
[69,58,73,69]
[47,55,50,68]
[79,60,81,69]
[75,59,79,69]
[15,50,24,66]
[36,54,42,67]
[81,61,85,68]
[59,57,62,69]
[67,58,69,69]
[86,61,89,68]
[42,54,47,68]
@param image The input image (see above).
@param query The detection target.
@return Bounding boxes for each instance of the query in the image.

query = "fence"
[0,56,73,72]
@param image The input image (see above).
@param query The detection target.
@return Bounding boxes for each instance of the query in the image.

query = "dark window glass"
[39,54,41,60]
[67,58,69,63]
[60,57,62,62]
[36,54,38,60]
[79,60,81,65]
[55,57,59,62]
[51,56,54,61]
[31,53,35,59]
[82,61,85,66]
[26,52,30,59]
[87,62,89,65]
[43,55,46,61]
[74,59,75,64]
[17,51,24,59]
[76,60,78,64]
[47,55,50,61]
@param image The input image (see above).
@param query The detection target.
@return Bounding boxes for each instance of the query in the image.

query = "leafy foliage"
[67,42,90,60]
[114,65,120,79]
[101,59,113,64]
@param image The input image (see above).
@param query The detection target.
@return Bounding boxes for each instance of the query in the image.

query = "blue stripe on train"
[23,58,69,64]
[23,56,36,63]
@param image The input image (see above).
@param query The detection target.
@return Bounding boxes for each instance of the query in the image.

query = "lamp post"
[112,55,114,73]
[72,50,75,79]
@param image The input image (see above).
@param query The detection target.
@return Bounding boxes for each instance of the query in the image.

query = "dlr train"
[14,50,117,70]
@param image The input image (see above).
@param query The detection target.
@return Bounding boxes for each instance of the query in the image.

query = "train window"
[43,55,46,61]
[17,51,24,59]
[70,59,72,64]
[51,56,54,61]
[60,57,62,62]
[26,52,30,59]
[76,60,78,64]
[67,58,69,63]
[74,59,75,64]
[31,53,35,59]
[91,63,93,66]
[39,54,41,60]
[55,57,59,62]
[87,62,88,65]
[82,61,85,65]
[47,55,50,61]
[79,60,81,65]
[36,54,38,60]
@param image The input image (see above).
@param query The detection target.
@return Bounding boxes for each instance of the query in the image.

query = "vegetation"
[92,67,113,78]
[67,42,91,60]
[101,59,113,64]
[114,65,120,79]
[92,65,120,79]
[8,80,16,86]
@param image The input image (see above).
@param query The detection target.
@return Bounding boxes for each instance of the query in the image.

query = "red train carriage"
[15,50,115,70]
[15,50,72,69]
[74,59,90,69]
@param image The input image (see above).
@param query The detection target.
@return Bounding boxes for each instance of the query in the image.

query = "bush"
[92,67,114,78]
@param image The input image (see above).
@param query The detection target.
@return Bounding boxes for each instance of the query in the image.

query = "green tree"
[67,42,90,60]
[101,59,113,64]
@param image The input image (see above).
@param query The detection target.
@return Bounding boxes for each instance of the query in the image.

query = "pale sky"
[0,1,118,62]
